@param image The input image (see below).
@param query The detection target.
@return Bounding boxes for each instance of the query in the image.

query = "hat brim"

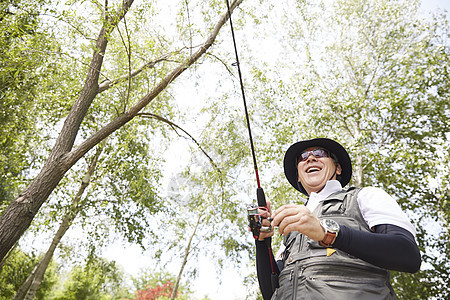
[283,138,352,195]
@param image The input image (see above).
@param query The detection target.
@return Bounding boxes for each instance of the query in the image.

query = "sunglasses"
[298,148,330,163]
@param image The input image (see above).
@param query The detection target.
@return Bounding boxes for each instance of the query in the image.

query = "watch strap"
[319,231,337,247]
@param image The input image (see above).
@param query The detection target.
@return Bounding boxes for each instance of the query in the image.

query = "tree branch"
[48,0,135,162]
[65,0,244,167]
[97,52,172,93]
[206,52,236,77]
[138,113,221,174]
[171,213,202,300]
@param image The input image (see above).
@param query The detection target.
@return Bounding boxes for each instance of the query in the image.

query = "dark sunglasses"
[298,148,330,163]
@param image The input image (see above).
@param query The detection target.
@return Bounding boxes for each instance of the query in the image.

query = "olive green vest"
[271,188,396,300]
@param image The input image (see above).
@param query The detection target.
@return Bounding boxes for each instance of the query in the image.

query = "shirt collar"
[309,180,343,202]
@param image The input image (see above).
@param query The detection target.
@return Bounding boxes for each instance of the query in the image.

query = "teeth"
[307,167,321,173]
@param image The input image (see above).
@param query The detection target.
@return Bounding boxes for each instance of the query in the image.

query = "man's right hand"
[258,200,275,241]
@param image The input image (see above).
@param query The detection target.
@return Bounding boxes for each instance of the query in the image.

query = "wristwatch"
[319,219,340,247]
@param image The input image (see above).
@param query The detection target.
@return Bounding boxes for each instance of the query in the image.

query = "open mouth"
[306,167,322,173]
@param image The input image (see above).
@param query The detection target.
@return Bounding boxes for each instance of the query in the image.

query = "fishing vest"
[271,188,397,300]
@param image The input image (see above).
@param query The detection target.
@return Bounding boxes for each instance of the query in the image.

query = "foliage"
[0,248,58,300]
[132,281,178,300]
[127,270,189,300]
[57,118,168,252]
[241,0,449,298]
[50,256,129,300]
[2,0,253,298]
[2,0,252,297]
[14,0,180,291]
[0,0,59,207]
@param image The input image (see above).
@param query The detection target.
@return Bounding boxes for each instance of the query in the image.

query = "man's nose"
[306,153,317,162]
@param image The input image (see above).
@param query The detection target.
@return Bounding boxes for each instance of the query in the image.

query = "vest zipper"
[301,261,387,274]
[291,265,302,300]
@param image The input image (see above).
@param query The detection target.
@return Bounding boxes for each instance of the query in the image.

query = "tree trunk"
[13,145,102,300]
[353,119,364,188]
[0,242,18,272]
[0,0,243,262]
[171,214,201,300]
[353,151,363,188]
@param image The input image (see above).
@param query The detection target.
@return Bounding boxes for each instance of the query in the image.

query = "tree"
[0,248,58,300]
[50,256,128,300]
[128,270,190,300]
[13,143,104,300]
[14,106,180,298]
[0,0,245,262]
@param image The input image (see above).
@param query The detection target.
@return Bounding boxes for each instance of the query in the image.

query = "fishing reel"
[248,187,273,239]
[247,204,273,239]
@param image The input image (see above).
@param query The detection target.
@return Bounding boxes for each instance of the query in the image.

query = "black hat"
[283,138,352,195]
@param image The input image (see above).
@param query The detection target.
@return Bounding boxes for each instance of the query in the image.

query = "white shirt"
[307,180,416,236]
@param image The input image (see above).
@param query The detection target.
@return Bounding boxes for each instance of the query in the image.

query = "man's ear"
[336,163,342,175]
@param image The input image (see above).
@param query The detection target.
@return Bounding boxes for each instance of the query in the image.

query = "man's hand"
[258,200,274,241]
[271,204,325,241]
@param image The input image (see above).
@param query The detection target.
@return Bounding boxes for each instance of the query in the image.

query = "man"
[255,138,421,300]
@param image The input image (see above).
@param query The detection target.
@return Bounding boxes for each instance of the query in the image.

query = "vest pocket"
[274,269,294,299]
[320,199,346,216]
[283,231,299,265]
[275,262,305,300]
[302,276,395,300]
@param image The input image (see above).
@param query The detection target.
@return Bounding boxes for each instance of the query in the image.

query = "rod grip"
[257,187,266,207]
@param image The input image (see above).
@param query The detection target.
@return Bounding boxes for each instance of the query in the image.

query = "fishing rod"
[224,0,278,291]
[224,0,269,234]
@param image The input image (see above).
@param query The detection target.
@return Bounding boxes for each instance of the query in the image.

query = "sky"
[421,0,450,20]
[101,1,450,299]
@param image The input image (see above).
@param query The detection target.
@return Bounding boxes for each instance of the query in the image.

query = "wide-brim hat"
[283,138,352,195]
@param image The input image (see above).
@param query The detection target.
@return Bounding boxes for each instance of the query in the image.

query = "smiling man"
[296,147,342,195]
[255,138,421,300]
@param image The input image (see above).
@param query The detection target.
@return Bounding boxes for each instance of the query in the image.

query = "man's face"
[297,147,342,195]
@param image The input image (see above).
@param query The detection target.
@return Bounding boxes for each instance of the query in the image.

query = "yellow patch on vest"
[326,248,336,256]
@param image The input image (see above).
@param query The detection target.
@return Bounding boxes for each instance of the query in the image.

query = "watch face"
[323,219,339,232]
